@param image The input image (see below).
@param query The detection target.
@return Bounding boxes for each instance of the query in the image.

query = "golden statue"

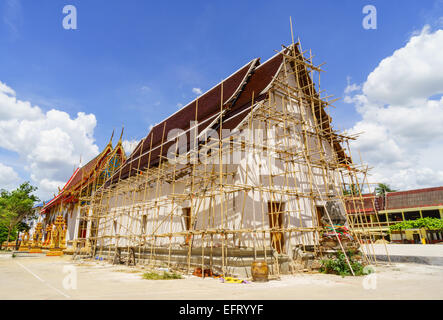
[42,224,52,249]
[60,220,67,250]
[46,215,66,256]
[30,223,43,253]
[18,231,30,252]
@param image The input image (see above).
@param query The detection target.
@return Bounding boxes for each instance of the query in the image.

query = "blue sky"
[1,0,443,199]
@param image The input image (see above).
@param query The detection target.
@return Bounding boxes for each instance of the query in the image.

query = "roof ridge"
[149,58,258,133]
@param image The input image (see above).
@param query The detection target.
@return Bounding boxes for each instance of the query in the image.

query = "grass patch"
[114,269,142,274]
[142,271,184,280]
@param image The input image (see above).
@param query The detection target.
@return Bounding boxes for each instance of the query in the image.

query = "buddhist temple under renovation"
[64,40,388,277]
[25,38,388,276]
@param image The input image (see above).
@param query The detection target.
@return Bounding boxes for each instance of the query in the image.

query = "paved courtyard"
[0,252,442,300]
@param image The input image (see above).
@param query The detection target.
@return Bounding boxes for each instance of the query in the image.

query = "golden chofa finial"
[289,16,295,45]
[118,126,124,143]
[107,129,115,147]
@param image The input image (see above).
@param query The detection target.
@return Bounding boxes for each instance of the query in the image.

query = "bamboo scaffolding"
[77,34,380,277]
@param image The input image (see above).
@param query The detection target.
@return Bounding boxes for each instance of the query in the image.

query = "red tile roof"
[345,193,379,214]
[109,58,262,183]
[106,45,349,185]
[344,187,443,215]
[385,186,443,210]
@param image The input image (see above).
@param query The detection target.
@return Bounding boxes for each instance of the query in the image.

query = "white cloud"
[0,80,99,200]
[122,139,139,156]
[192,87,203,95]
[0,81,15,96]
[346,26,443,191]
[363,25,443,107]
[0,162,20,189]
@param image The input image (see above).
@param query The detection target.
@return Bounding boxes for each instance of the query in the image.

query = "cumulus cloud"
[0,162,20,189]
[122,139,139,156]
[0,80,99,199]
[0,81,15,96]
[363,25,443,106]
[345,26,443,191]
[192,87,203,95]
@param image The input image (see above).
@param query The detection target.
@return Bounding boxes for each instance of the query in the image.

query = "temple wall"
[66,204,79,241]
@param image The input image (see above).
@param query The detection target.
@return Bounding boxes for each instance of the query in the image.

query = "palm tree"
[375,183,396,196]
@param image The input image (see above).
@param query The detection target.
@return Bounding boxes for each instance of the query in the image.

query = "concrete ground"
[361,243,443,265]
[1,252,442,300]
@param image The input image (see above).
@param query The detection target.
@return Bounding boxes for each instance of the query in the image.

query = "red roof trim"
[386,186,443,197]
[41,167,80,214]
[384,203,443,211]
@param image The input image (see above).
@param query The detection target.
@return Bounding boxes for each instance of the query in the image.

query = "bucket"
[251,261,269,282]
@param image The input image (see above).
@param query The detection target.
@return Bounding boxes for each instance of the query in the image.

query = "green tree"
[0,182,39,245]
[0,225,13,246]
[0,222,30,247]
[342,184,360,196]
[375,183,396,196]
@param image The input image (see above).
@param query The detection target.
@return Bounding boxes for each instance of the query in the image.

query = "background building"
[346,186,443,243]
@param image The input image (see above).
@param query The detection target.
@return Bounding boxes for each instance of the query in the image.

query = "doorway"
[413,233,421,244]
[316,205,326,227]
[268,202,285,254]
[183,208,192,245]
[78,220,87,239]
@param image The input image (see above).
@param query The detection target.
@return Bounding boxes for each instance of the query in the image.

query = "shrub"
[389,218,443,232]
[320,251,369,277]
